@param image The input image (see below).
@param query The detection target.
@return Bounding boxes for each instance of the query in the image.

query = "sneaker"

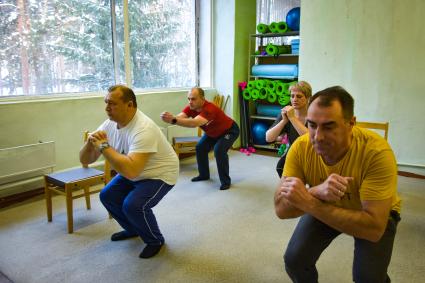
[110,230,138,241]
[191,176,210,182]
[139,244,163,258]
[220,184,230,190]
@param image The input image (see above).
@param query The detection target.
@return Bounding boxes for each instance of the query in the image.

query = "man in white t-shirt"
[80,85,179,258]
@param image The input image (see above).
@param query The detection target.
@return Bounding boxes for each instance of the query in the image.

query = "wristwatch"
[99,142,110,153]
[171,118,177,125]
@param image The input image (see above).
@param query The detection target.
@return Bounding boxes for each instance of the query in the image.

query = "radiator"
[0,141,55,196]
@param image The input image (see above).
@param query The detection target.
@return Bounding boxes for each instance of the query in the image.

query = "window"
[124,0,197,88]
[256,0,300,46]
[0,0,198,97]
[0,0,115,96]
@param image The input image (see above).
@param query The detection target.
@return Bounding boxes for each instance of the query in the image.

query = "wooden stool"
[44,167,106,233]
[173,136,202,158]
[44,131,112,233]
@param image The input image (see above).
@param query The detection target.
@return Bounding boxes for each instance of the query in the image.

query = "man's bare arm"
[79,139,101,165]
[101,148,151,180]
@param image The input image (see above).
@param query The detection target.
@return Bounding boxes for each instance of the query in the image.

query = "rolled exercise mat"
[266,80,277,92]
[276,21,288,33]
[254,79,266,89]
[269,22,279,33]
[252,64,298,78]
[257,104,282,117]
[257,23,270,34]
[258,88,268,100]
[251,89,260,100]
[265,44,291,56]
[278,95,291,106]
[242,88,251,100]
[267,90,277,103]
[247,80,256,89]
[276,81,288,96]
[282,82,290,94]
[288,80,298,88]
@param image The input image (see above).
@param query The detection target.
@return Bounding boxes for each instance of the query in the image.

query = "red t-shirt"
[182,101,234,138]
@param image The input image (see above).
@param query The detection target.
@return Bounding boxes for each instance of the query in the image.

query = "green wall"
[300,0,425,167]
[213,0,256,148]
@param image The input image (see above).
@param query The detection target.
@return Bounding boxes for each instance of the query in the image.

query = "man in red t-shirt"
[161,87,239,190]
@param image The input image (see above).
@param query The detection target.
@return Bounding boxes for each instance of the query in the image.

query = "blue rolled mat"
[257,104,282,117]
[252,64,298,78]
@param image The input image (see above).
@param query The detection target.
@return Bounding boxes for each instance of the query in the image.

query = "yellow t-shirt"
[283,126,401,213]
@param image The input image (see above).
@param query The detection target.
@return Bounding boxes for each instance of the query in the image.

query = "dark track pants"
[284,212,400,283]
[100,175,173,245]
[195,122,239,186]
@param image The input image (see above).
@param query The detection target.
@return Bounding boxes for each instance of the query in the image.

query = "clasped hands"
[88,131,108,151]
[281,106,295,119]
[278,173,353,210]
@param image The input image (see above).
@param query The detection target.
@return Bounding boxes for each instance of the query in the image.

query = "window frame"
[0,0,207,101]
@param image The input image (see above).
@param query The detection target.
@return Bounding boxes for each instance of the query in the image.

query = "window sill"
[0,86,214,105]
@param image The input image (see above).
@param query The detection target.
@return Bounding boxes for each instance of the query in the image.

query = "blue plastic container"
[291,39,300,54]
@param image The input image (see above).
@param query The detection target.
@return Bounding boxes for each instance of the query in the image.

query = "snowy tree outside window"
[0,0,197,96]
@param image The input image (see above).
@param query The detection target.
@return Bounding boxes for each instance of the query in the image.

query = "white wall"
[0,89,217,172]
[213,0,236,108]
[300,0,425,167]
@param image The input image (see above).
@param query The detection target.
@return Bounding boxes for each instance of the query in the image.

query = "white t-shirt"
[97,110,179,185]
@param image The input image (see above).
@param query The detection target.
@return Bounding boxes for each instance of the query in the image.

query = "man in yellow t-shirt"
[274,86,401,283]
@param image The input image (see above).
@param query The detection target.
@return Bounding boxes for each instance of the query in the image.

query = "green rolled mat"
[267,90,277,103]
[289,81,298,87]
[265,44,291,56]
[266,80,277,91]
[276,21,288,33]
[276,81,286,96]
[247,81,256,89]
[243,88,251,100]
[258,88,268,100]
[251,89,260,100]
[257,23,270,34]
[282,82,290,94]
[254,80,266,89]
[278,95,291,106]
[269,22,279,33]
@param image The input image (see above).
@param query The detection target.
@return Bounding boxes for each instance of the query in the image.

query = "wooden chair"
[44,131,112,233]
[356,121,389,140]
[172,94,225,158]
